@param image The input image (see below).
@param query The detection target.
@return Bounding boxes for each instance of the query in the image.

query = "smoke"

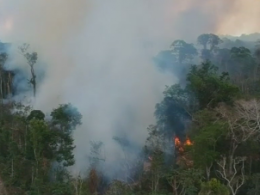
[0,0,260,179]
[216,1,260,36]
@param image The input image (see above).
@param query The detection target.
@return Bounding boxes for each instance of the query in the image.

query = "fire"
[174,137,181,146]
[174,136,194,167]
[185,138,192,146]
[174,136,193,152]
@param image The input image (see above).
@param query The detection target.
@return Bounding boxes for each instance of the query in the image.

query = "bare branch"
[217,156,246,195]
[18,44,37,97]
[217,99,260,143]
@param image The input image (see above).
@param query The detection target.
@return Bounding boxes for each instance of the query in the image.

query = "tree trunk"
[172,179,179,195]
[0,175,8,195]
[205,165,211,181]
[7,72,11,96]
[0,68,3,99]
[30,65,36,97]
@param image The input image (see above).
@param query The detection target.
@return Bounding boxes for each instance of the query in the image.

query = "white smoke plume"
[0,0,260,178]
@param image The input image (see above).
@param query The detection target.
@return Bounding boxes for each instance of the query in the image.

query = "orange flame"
[174,136,194,167]
[174,136,193,152]
[174,137,181,146]
[185,138,192,146]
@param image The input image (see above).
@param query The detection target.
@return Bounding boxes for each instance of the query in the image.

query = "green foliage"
[49,104,82,167]
[155,84,192,138]
[51,103,82,133]
[199,178,230,195]
[49,182,74,195]
[27,110,45,121]
[0,102,81,194]
[191,109,228,170]
[28,119,53,161]
[166,168,203,195]
[2,34,260,195]
[187,61,239,108]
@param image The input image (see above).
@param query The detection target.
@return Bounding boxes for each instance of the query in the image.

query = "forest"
[1,33,260,195]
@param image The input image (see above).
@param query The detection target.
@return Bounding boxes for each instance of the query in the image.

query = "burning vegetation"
[1,28,260,194]
[174,136,192,149]
[174,136,194,167]
[144,136,193,172]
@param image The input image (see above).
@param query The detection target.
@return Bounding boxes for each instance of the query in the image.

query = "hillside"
[0,33,260,194]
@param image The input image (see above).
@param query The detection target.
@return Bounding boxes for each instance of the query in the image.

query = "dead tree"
[217,156,246,195]
[217,99,260,143]
[88,168,99,195]
[0,53,10,99]
[217,100,260,167]
[72,175,85,195]
[0,53,6,99]
[19,44,37,97]
[215,100,260,194]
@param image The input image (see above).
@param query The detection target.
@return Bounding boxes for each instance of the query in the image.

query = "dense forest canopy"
[1,32,260,195]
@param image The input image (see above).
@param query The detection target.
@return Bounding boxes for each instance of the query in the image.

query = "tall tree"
[155,84,193,139]
[50,103,82,167]
[197,34,222,51]
[186,61,239,109]
[215,48,231,72]
[190,109,228,181]
[170,40,198,64]
[229,47,256,92]
[19,44,37,97]
[0,53,7,99]
[198,34,223,61]
[0,53,12,99]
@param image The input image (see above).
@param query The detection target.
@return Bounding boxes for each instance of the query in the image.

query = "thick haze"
[0,0,260,177]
